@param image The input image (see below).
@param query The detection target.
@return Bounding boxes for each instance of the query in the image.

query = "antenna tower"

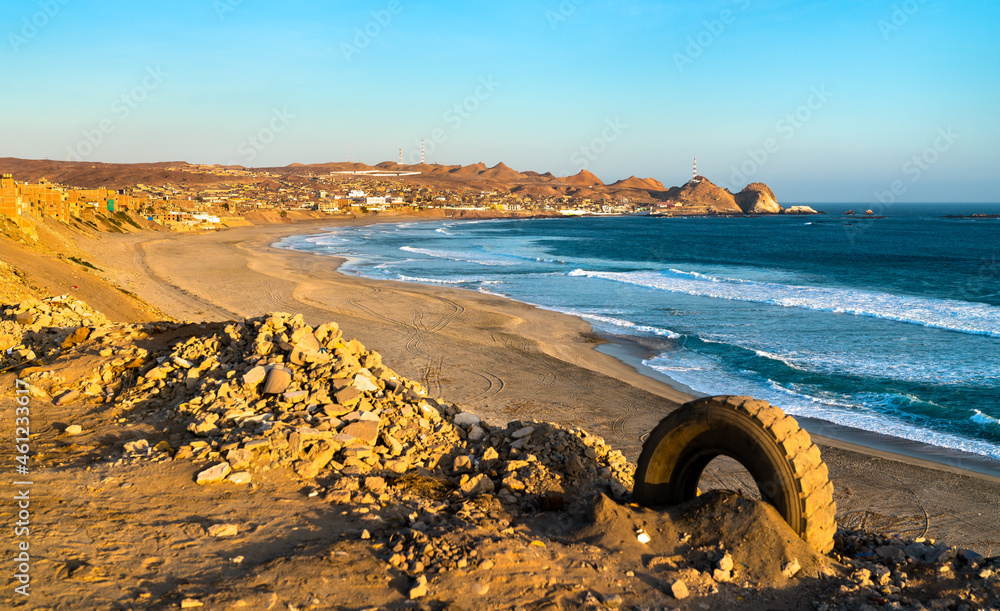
[692,157,697,181]
[421,140,425,164]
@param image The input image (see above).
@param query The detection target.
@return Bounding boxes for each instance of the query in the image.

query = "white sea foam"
[971,410,1000,426]
[393,274,469,285]
[559,311,681,338]
[400,246,515,267]
[644,351,1000,461]
[569,268,1000,338]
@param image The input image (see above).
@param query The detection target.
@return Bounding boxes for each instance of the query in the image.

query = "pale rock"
[228,472,252,485]
[453,412,481,428]
[468,425,486,441]
[64,425,83,436]
[512,426,535,439]
[283,390,309,403]
[460,474,495,496]
[124,439,150,454]
[409,575,428,599]
[207,523,239,537]
[782,559,801,579]
[196,462,232,485]
[671,579,689,600]
[718,553,734,573]
[353,374,378,393]
[226,448,253,470]
[242,366,267,387]
[54,389,81,406]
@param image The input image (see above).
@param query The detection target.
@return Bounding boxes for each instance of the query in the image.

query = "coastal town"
[0,159,819,238]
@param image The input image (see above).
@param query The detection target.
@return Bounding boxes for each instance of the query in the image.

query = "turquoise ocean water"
[276,204,1000,468]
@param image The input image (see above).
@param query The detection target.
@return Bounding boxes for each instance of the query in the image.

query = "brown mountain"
[661,176,742,214]
[562,170,604,186]
[479,162,524,181]
[451,162,488,176]
[610,176,666,191]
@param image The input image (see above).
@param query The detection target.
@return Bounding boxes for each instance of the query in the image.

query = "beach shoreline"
[71,215,1000,552]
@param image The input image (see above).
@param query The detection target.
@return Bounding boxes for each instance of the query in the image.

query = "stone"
[603,594,624,609]
[334,385,361,406]
[294,441,338,479]
[353,374,378,392]
[460,474,495,496]
[472,582,489,596]
[782,559,801,579]
[64,425,83,436]
[453,412,481,428]
[512,426,534,439]
[180,599,204,609]
[228,472,252,485]
[342,420,380,445]
[327,489,352,503]
[226,448,253,470]
[713,569,731,582]
[54,389,81,406]
[452,455,473,473]
[283,390,309,403]
[384,459,410,474]
[262,367,292,394]
[409,575,428,599]
[364,476,386,492]
[670,580,689,600]
[468,425,486,441]
[124,439,150,454]
[60,326,91,349]
[482,447,500,463]
[718,553,734,573]
[242,366,267,386]
[196,462,232,485]
[207,523,238,537]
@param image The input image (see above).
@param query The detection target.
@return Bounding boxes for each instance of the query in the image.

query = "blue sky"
[2,0,998,202]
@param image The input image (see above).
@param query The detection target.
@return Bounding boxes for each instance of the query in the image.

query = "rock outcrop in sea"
[735,183,783,214]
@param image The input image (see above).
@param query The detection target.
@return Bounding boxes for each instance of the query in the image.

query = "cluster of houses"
[0,165,650,239]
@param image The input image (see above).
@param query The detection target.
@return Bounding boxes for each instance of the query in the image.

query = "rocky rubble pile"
[1,295,110,367]
[107,311,635,513]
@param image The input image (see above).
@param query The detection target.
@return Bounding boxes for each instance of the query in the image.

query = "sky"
[2,0,999,203]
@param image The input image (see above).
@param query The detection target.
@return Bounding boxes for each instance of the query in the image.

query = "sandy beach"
[73,217,1000,555]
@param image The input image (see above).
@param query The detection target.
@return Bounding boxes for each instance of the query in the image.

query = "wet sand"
[74,217,1000,555]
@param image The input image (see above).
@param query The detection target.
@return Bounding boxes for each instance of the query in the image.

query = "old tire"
[633,395,837,554]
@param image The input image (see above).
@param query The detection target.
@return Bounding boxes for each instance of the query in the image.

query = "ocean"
[276,204,1000,469]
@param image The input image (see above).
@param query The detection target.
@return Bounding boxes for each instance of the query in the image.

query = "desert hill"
[562,169,605,187]
[661,176,743,214]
